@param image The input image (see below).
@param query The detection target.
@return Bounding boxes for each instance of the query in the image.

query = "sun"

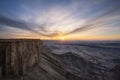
[60,36,65,40]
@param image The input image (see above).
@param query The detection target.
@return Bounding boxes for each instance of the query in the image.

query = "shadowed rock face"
[0,39,70,80]
[45,41,120,80]
[0,39,69,80]
[0,39,43,78]
[0,39,120,80]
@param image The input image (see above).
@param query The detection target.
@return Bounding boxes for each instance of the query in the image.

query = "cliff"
[0,39,119,80]
[0,39,43,79]
[0,39,69,80]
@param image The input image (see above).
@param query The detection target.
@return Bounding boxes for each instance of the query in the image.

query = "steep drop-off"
[0,39,69,80]
[0,39,120,80]
[0,39,43,79]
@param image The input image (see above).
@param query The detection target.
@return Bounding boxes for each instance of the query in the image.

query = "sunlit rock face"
[0,39,43,78]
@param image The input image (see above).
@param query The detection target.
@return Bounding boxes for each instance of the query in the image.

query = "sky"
[0,0,120,40]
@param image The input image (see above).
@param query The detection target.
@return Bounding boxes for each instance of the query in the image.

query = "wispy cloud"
[0,14,61,37]
[0,0,120,40]
[65,6,120,35]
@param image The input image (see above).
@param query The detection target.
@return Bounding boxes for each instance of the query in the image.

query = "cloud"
[0,14,61,37]
[0,15,31,30]
[64,2,120,35]
[0,0,120,39]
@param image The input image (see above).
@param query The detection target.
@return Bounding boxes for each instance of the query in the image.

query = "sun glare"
[60,36,65,40]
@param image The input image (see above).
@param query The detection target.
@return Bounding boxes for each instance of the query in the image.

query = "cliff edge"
[0,39,69,80]
[0,39,43,79]
[1,39,119,80]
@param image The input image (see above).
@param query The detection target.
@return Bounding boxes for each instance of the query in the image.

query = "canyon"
[0,39,120,80]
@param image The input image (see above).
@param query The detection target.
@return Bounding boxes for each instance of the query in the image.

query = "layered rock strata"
[0,39,43,78]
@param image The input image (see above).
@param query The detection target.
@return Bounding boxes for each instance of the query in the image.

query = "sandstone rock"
[0,39,43,79]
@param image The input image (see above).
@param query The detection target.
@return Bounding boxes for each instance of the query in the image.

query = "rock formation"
[0,39,68,80]
[0,39,42,79]
[0,39,119,80]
